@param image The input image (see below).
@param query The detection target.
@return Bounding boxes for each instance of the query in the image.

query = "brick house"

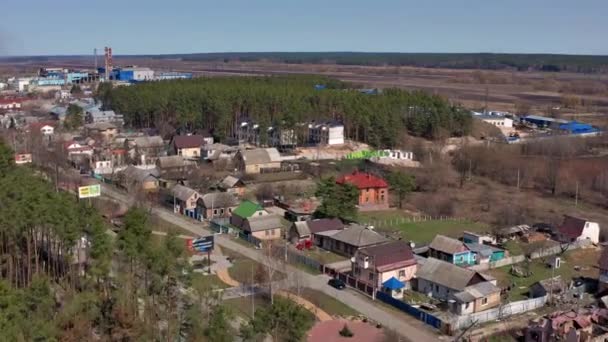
[336,171,389,210]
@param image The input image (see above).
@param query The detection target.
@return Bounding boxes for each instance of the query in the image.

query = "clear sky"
[1,0,607,56]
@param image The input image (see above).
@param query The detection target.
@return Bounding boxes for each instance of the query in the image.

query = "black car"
[328,278,346,290]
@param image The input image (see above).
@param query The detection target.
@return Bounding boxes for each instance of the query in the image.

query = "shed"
[529,276,567,298]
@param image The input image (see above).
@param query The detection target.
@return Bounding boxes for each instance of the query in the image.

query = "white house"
[92,160,113,175]
[40,125,54,136]
[478,115,513,128]
[308,122,344,145]
[555,215,600,244]
[64,141,94,158]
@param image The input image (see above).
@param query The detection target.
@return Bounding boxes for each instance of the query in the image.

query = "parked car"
[328,278,346,290]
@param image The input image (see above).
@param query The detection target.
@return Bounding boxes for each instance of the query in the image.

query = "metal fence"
[449,295,548,330]
[376,291,443,329]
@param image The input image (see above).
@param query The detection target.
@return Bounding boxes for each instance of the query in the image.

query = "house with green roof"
[230,200,268,228]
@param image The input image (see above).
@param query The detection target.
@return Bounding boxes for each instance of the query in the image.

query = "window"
[398,270,405,278]
[265,230,270,236]
[465,303,470,309]
[368,273,374,281]
[481,297,488,305]
[213,209,218,215]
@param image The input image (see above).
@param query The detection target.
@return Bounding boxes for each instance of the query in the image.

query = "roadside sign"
[188,235,214,253]
[78,184,101,199]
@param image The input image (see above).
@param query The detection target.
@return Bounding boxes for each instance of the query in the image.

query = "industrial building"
[114,67,155,82]
[520,115,568,129]
[155,72,193,80]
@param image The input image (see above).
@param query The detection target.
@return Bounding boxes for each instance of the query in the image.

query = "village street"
[99,183,444,342]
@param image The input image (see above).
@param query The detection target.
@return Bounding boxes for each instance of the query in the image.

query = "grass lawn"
[190,273,229,290]
[222,248,286,284]
[224,293,271,319]
[298,288,359,318]
[487,248,600,301]
[149,215,197,237]
[359,211,488,243]
[298,247,347,265]
[502,240,524,256]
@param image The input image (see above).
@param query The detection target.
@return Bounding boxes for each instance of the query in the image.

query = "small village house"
[428,235,475,266]
[234,148,282,174]
[218,175,246,196]
[242,214,284,241]
[416,258,501,315]
[275,197,320,222]
[29,122,55,136]
[156,155,196,174]
[118,165,160,192]
[287,218,344,244]
[202,143,239,161]
[85,122,118,142]
[336,171,389,211]
[462,231,496,245]
[352,241,417,296]
[14,153,32,165]
[313,224,388,257]
[464,243,506,265]
[168,184,199,214]
[170,134,206,159]
[555,215,600,244]
[197,192,239,220]
[64,140,94,158]
[230,200,269,228]
[126,136,165,165]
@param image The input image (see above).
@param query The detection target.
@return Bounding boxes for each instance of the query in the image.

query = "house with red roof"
[64,140,94,158]
[555,215,599,245]
[336,171,389,210]
[352,241,417,297]
[28,122,55,136]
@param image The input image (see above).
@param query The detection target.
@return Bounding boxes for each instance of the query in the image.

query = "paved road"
[100,184,444,342]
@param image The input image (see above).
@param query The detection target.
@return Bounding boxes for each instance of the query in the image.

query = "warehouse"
[115,67,155,82]
[520,115,568,129]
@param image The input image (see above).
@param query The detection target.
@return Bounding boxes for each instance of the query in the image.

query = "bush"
[339,324,354,338]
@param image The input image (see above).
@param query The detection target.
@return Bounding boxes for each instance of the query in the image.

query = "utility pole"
[517,168,520,190]
[251,263,255,318]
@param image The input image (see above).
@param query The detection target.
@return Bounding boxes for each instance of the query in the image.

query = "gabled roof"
[220,175,244,189]
[358,241,416,271]
[453,282,501,303]
[172,135,206,149]
[557,215,588,239]
[238,148,281,165]
[170,184,198,202]
[336,171,388,189]
[233,200,264,218]
[156,155,193,169]
[133,136,164,148]
[416,258,487,291]
[245,214,284,232]
[429,235,468,255]
[293,221,311,237]
[307,218,344,234]
[329,224,388,248]
[121,166,160,183]
[198,192,239,209]
[464,243,503,257]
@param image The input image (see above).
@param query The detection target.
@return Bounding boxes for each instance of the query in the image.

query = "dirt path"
[276,291,332,321]
[213,245,332,321]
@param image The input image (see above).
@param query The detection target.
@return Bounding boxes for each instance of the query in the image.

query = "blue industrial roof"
[382,277,405,290]
[559,121,598,134]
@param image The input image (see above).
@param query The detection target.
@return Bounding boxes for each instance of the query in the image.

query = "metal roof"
[239,148,282,165]
[429,235,467,255]
[170,184,198,202]
[156,155,191,169]
[453,282,501,303]
[329,224,388,247]
[245,215,284,232]
[293,221,311,237]
[416,258,480,291]
[198,192,238,209]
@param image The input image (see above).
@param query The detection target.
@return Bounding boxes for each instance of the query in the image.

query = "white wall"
[580,222,600,244]
[328,126,345,145]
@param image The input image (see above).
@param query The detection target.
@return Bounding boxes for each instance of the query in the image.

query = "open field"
[358,211,488,243]
[5,57,608,119]
[221,248,286,284]
[486,248,600,301]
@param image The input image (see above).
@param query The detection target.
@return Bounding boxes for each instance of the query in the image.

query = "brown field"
[3,57,608,123]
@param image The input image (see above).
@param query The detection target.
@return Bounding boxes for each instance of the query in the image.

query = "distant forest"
[100,76,472,148]
[161,52,608,73]
[4,52,608,73]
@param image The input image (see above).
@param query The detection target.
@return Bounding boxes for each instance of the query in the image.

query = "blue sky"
[1,0,607,56]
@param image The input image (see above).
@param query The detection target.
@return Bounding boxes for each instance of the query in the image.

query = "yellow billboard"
[78,184,101,199]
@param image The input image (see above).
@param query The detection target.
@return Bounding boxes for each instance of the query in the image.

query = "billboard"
[78,184,101,199]
[187,235,214,253]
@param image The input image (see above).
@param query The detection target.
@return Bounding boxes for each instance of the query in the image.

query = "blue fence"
[375,291,443,330]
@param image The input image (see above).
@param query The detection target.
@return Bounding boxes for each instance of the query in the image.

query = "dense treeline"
[103,76,472,146]
[0,139,240,340]
[156,52,608,73]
